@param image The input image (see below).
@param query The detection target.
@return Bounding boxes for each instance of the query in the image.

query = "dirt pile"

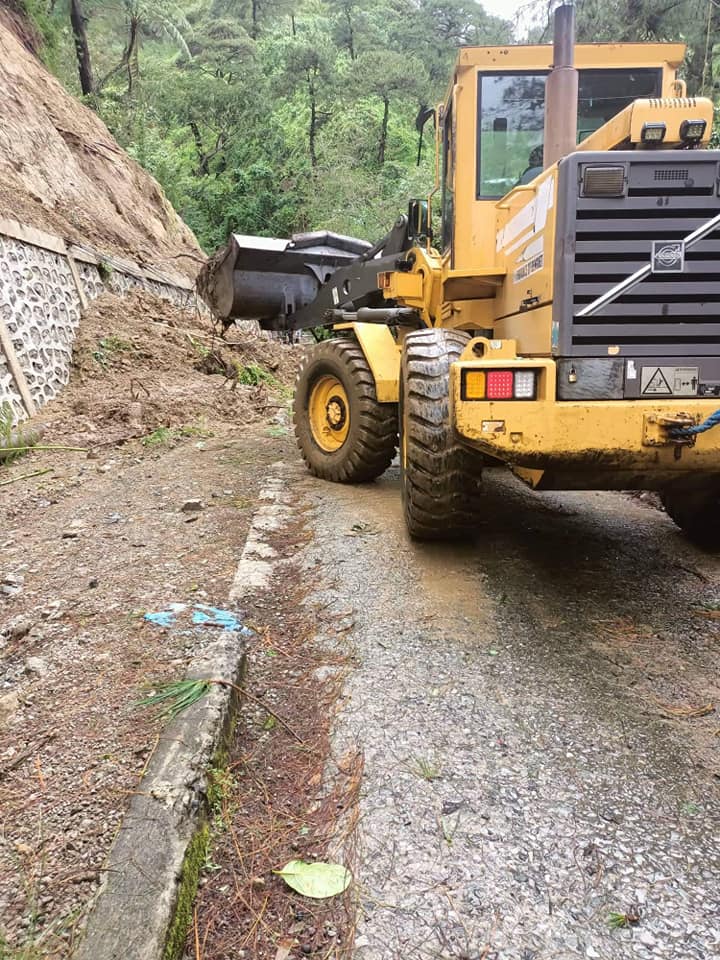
[40,290,300,447]
[0,17,202,279]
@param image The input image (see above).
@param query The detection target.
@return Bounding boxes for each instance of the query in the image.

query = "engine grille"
[654,168,688,181]
[555,151,720,358]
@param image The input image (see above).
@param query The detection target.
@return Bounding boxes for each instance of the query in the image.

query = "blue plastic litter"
[144,602,246,633]
[144,603,187,627]
[192,605,242,631]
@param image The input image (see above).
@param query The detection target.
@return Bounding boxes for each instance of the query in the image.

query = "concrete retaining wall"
[0,217,198,425]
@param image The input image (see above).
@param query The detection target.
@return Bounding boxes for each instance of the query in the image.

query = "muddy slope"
[0,18,202,278]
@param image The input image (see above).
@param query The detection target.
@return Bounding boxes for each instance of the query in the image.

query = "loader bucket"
[197,231,371,327]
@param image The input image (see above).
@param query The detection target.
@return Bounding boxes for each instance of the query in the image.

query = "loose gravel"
[299,466,720,960]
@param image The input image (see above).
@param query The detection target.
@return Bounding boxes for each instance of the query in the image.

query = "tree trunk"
[126,17,140,96]
[378,97,389,166]
[344,10,355,60]
[69,0,95,96]
[309,92,318,169]
[189,121,210,176]
[251,0,259,38]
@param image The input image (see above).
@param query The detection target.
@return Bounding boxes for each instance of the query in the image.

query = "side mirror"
[415,105,437,166]
[415,105,436,133]
[408,199,430,240]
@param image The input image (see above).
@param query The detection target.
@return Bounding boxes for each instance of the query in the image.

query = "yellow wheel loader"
[199,3,720,546]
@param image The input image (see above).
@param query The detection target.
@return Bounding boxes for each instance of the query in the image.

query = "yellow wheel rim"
[308,375,350,452]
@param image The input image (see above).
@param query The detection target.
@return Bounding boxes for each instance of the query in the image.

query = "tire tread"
[401,329,484,539]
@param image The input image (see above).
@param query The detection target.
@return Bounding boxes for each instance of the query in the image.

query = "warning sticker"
[640,366,699,396]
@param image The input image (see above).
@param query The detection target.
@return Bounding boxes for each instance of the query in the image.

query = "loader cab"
[440,44,686,272]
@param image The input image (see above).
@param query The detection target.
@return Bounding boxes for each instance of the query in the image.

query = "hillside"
[0,13,203,279]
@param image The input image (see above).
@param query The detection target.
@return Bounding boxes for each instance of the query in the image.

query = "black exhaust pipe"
[543,3,579,168]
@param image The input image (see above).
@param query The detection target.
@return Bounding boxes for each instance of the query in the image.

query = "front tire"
[294,338,398,483]
[400,328,484,539]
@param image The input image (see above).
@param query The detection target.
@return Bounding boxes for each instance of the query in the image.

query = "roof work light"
[641,122,666,144]
[680,119,707,143]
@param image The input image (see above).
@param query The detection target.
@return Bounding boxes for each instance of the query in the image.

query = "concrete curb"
[73,469,289,960]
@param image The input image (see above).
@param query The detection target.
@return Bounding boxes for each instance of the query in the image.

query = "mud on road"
[200,464,720,960]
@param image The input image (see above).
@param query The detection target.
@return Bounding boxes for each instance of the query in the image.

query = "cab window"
[475,68,661,199]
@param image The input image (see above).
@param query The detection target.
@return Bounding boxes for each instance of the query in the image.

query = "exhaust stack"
[543,3,579,168]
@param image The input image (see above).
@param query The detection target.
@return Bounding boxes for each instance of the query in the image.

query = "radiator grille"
[567,157,720,357]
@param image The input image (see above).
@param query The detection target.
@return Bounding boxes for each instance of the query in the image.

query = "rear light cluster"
[462,369,538,401]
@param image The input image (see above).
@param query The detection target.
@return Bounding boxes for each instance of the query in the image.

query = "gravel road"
[297,467,720,960]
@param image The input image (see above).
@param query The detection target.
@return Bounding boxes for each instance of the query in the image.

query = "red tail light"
[485,370,514,400]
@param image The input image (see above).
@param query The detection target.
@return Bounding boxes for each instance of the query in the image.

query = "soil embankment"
[0,14,202,278]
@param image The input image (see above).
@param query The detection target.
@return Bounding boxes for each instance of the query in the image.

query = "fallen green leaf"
[275,860,351,899]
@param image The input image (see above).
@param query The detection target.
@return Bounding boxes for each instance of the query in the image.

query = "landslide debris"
[40,290,299,448]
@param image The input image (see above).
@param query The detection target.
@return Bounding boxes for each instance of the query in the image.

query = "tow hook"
[643,413,696,457]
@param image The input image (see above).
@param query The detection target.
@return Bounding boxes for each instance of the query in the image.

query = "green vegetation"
[162,823,210,960]
[237,361,279,387]
[140,422,213,445]
[140,425,176,446]
[24,0,512,249]
[408,754,442,781]
[608,907,641,929]
[0,402,16,456]
[21,2,720,253]
[91,334,134,367]
[207,761,239,827]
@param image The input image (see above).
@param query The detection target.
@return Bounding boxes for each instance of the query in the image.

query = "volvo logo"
[651,240,685,273]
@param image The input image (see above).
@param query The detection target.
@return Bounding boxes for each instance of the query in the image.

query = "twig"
[0,733,57,779]
[0,445,87,454]
[0,468,53,487]
[654,699,714,719]
[34,756,45,790]
[211,679,304,743]
[478,915,499,960]
[194,906,202,960]
[166,251,207,265]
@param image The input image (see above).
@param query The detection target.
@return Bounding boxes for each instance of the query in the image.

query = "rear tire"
[294,338,398,483]
[661,484,720,549]
[400,328,484,540]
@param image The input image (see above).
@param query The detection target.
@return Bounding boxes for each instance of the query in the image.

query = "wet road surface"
[297,466,720,960]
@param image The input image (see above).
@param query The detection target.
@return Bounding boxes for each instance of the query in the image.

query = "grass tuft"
[608,905,641,928]
[408,755,442,781]
[136,679,211,718]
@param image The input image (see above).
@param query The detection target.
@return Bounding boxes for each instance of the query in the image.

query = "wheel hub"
[308,375,350,451]
[326,395,347,431]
